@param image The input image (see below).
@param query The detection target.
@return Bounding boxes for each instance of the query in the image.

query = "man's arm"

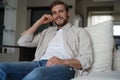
[18,14,53,47]
[63,58,82,69]
[22,14,53,35]
[46,56,82,69]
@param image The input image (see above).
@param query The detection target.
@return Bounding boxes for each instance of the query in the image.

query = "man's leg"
[0,68,6,80]
[23,65,75,80]
[0,61,40,80]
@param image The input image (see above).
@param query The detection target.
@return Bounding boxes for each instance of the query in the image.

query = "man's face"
[51,4,70,27]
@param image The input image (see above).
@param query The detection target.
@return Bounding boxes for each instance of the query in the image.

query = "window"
[87,6,114,26]
[114,23,120,49]
[87,10,120,48]
[87,11,120,36]
[87,11,113,26]
[113,22,120,36]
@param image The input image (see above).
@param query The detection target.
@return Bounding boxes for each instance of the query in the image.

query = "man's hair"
[50,0,69,12]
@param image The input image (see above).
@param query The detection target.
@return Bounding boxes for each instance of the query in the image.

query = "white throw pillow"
[113,49,120,71]
[85,20,114,72]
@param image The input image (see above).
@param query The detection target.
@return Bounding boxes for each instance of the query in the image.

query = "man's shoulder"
[70,26,90,36]
[71,25,85,31]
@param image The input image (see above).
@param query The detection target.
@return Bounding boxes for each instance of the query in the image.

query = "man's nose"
[56,12,60,17]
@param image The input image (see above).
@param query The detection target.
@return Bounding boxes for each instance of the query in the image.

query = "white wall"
[16,0,27,43]
[3,0,17,45]
[3,0,28,46]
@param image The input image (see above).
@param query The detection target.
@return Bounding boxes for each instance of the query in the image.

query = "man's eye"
[52,12,56,15]
[60,10,63,13]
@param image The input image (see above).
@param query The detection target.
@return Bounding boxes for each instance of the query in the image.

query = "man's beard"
[54,18,68,27]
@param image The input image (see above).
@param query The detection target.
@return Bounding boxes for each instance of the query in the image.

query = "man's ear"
[67,11,70,18]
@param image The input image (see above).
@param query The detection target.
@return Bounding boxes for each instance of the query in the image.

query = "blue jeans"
[0,60,75,80]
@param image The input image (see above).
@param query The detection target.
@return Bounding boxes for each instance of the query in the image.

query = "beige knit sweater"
[18,23,93,76]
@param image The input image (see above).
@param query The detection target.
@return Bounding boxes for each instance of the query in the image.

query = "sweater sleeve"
[75,28,93,70]
[17,29,47,47]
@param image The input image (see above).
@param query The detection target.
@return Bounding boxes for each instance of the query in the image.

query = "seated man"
[0,1,93,80]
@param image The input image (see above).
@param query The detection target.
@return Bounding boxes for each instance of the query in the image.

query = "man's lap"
[0,60,47,80]
[0,60,75,80]
[23,65,75,80]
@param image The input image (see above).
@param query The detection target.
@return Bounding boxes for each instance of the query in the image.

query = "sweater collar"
[53,23,72,31]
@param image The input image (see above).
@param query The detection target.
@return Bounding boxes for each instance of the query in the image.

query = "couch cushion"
[72,71,120,80]
[85,20,114,72]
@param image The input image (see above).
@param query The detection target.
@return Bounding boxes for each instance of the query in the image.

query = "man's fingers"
[46,61,53,67]
[44,14,53,22]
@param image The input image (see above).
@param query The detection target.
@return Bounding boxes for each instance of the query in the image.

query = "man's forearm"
[63,59,82,69]
[21,14,53,35]
[22,20,42,35]
[46,56,82,69]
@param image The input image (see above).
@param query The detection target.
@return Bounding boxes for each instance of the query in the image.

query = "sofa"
[72,50,120,80]
[72,20,120,80]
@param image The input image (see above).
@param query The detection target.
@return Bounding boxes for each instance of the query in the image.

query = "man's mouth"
[56,18,63,21]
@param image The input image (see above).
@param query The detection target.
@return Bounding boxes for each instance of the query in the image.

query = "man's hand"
[46,56,63,67]
[37,14,53,25]
[46,56,82,69]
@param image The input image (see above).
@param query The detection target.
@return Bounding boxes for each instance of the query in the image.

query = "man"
[0,1,93,80]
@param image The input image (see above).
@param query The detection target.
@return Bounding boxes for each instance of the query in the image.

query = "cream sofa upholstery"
[72,20,120,80]
[72,49,120,80]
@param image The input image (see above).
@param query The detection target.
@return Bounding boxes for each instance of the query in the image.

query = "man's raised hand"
[37,14,53,25]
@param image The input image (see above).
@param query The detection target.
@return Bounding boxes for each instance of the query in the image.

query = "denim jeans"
[0,60,75,80]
